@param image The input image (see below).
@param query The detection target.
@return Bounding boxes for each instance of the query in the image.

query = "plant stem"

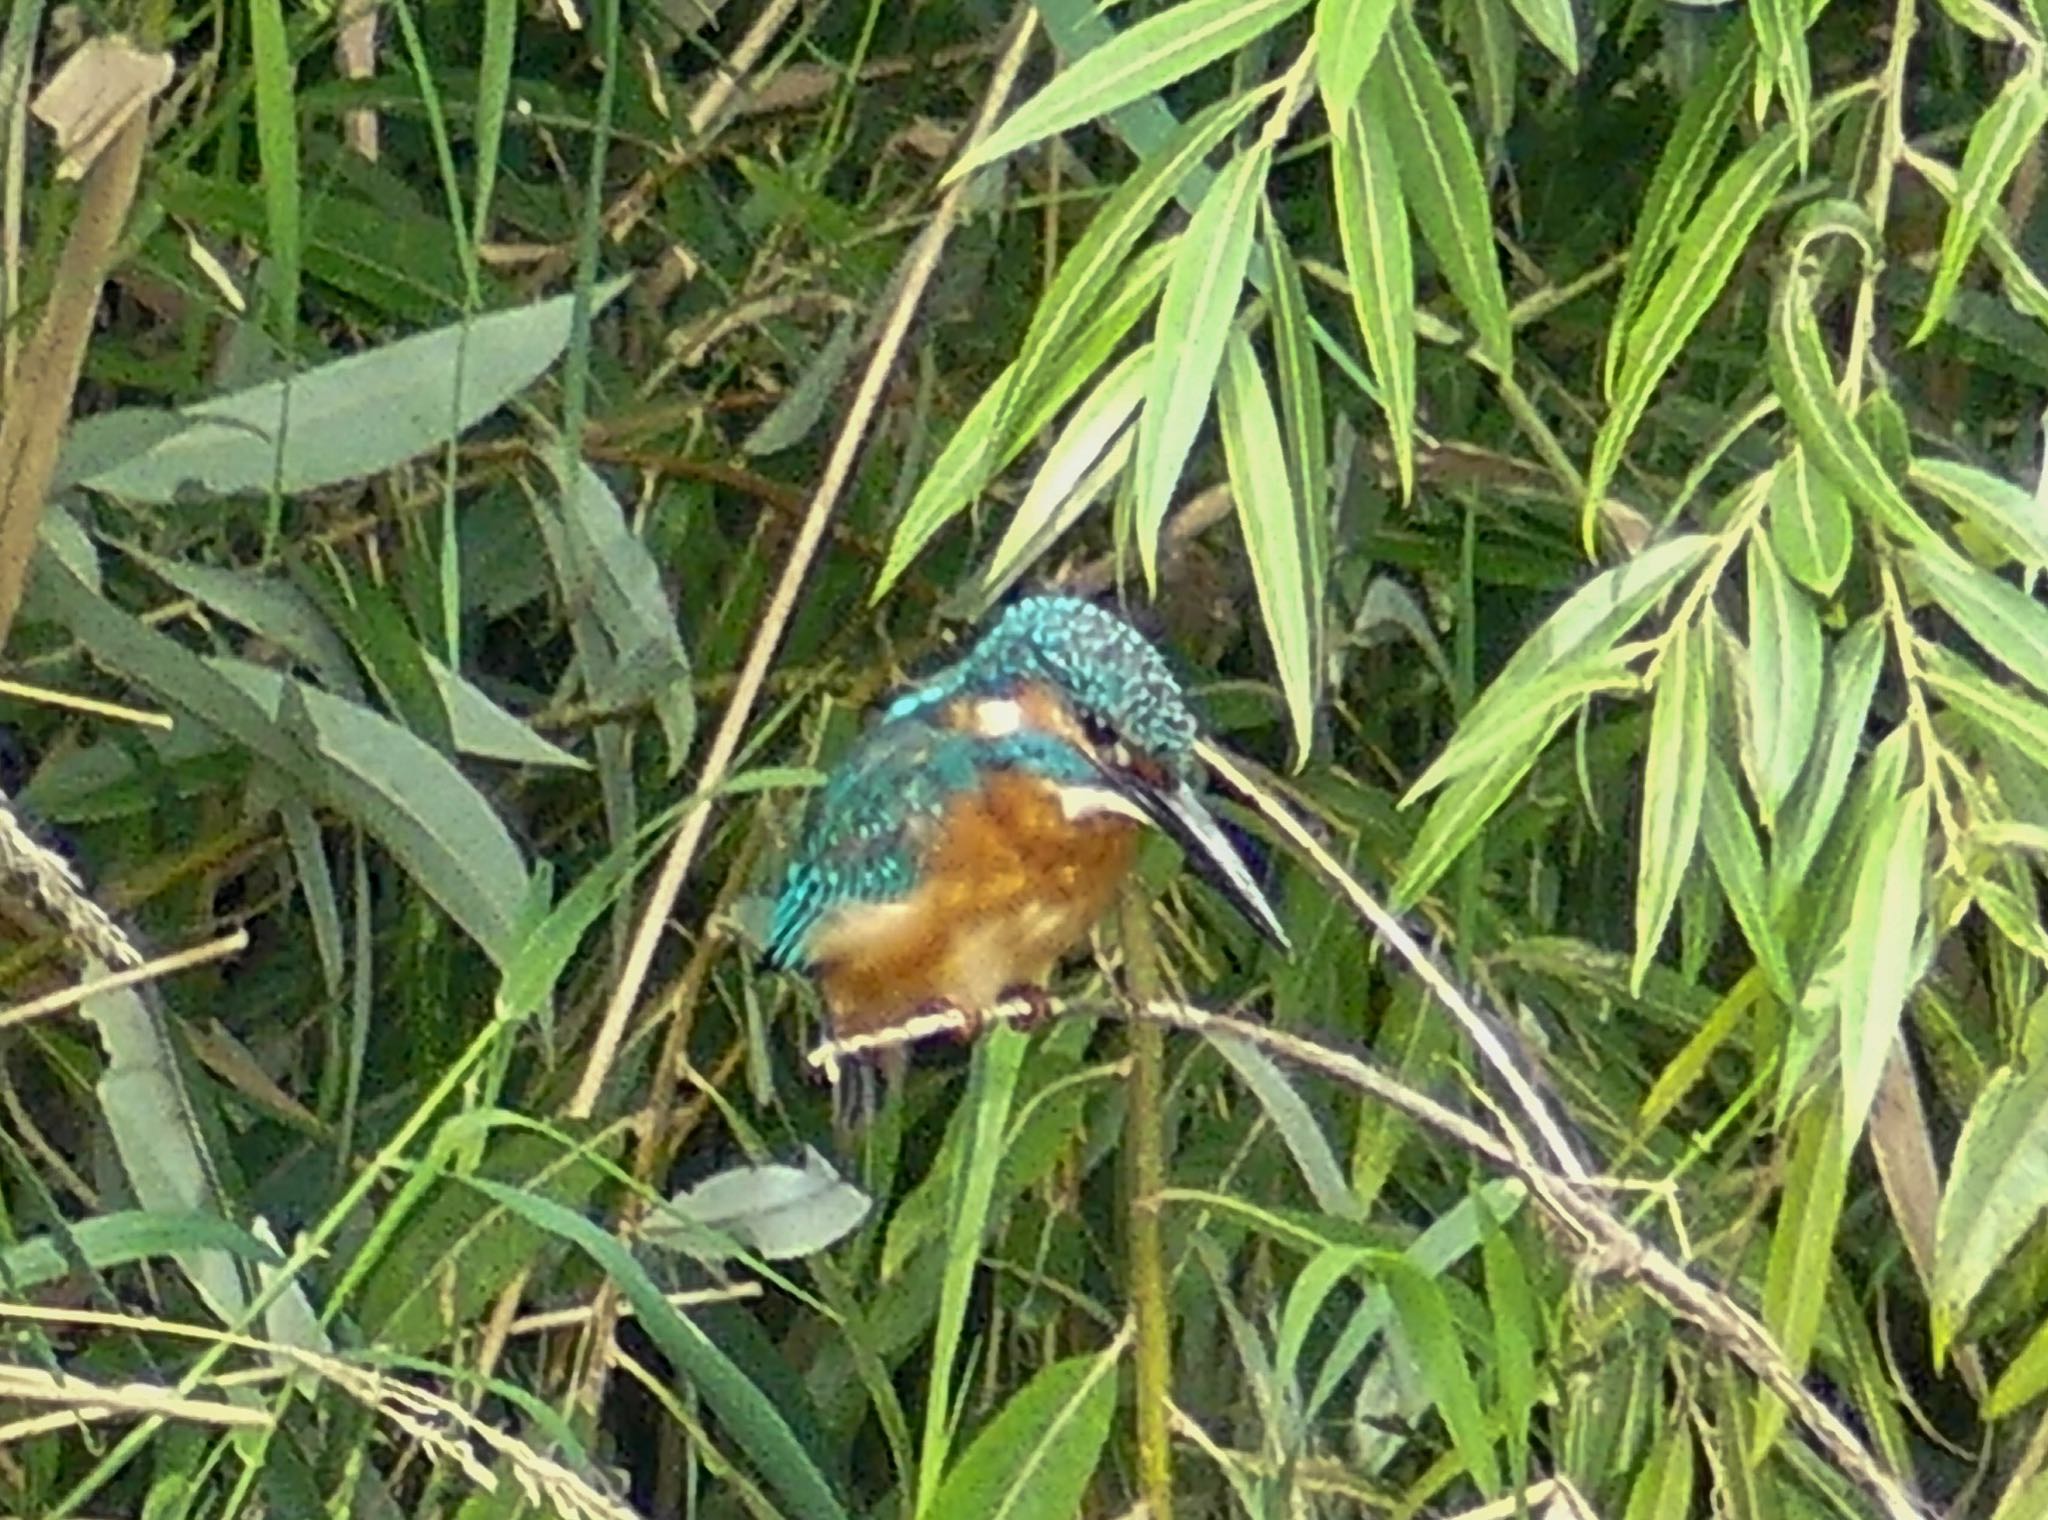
[1119,883,1174,1520]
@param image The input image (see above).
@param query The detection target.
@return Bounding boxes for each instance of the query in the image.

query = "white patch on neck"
[1055,783,1152,825]
[967,697,1027,736]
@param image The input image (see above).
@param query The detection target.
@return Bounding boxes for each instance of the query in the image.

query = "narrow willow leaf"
[1210,1033,1360,1218]
[928,1354,1118,1520]
[1633,619,1712,994]
[1379,1257,1503,1495]
[1218,332,1317,763]
[1332,98,1416,498]
[1625,1422,1697,1518]
[1505,0,1579,72]
[1912,63,2048,346]
[1910,456,2048,569]
[1746,532,1824,823]
[1592,118,1798,512]
[1921,644,2048,758]
[1907,546,2048,698]
[1928,0,2031,38]
[1262,207,1327,541]
[1836,783,1931,1139]
[1378,10,1514,369]
[1316,0,1399,117]
[952,0,1311,179]
[1134,144,1269,587]
[1396,704,1579,906]
[1770,615,1883,904]
[1604,29,1754,398]
[1768,448,1854,594]
[1755,1099,1850,1457]
[879,243,1172,594]
[1702,751,1797,1002]
[1458,534,1715,746]
[1408,649,1641,799]
[1768,264,1937,548]
[1444,0,1518,147]
[1748,0,1812,164]
[1000,88,1276,444]
[980,344,1152,596]
[467,1179,849,1520]
[1933,1061,2048,1361]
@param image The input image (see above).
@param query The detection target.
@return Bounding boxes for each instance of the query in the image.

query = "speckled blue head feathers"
[885,596,1199,777]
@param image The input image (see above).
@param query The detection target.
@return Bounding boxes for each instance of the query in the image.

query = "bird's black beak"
[1137,777,1292,953]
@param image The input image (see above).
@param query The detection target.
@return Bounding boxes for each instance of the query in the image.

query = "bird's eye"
[1078,712,1133,769]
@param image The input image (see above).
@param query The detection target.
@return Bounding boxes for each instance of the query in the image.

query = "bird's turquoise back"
[766,719,1104,972]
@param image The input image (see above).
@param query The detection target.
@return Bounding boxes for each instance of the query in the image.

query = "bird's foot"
[999,984,1056,1032]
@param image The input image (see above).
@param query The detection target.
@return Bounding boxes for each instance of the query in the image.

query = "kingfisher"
[767,595,1290,1050]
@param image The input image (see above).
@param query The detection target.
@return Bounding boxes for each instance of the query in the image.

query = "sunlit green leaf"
[1909,456,2048,570]
[1935,1061,2048,1362]
[1745,532,1823,824]
[1913,62,2048,345]
[951,0,1310,179]
[1768,449,1854,595]
[1834,783,1931,1139]
[1377,10,1513,368]
[929,1353,1118,1520]
[1332,95,1416,498]
[1702,750,1797,1002]
[1218,330,1317,764]
[1634,618,1712,995]
[1134,143,1270,587]
[1772,615,1884,906]
[1316,0,1398,117]
[1906,546,2048,698]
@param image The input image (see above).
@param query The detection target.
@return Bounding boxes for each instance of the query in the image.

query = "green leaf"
[1262,207,1328,565]
[1921,644,2048,758]
[1934,1061,2048,1361]
[1377,10,1514,368]
[1593,100,1797,514]
[1768,262,1937,548]
[917,1032,1029,1516]
[1606,29,1753,398]
[1702,749,1798,1002]
[60,279,632,501]
[1834,783,1931,1139]
[1909,456,2048,570]
[979,344,1149,601]
[646,1148,871,1262]
[1771,615,1884,904]
[1906,546,2048,698]
[1912,62,2048,345]
[1755,1099,1850,1457]
[881,244,1173,595]
[1396,704,1581,906]
[0,1211,281,1292]
[951,0,1311,180]
[468,1177,848,1520]
[1745,532,1824,824]
[1624,1421,1697,1520]
[1315,0,1399,117]
[217,663,534,964]
[1218,329,1317,765]
[1504,0,1579,72]
[1768,448,1854,595]
[1748,0,1812,165]
[929,1353,1118,1520]
[1379,1256,1502,1495]
[1634,618,1712,994]
[1445,0,1519,143]
[1331,96,1415,498]
[1408,649,1642,799]
[1208,1029,1361,1220]
[1479,1195,1539,1490]
[1133,144,1270,587]
[1989,1313,2048,1419]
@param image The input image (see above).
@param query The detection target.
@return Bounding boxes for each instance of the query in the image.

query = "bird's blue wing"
[767,720,1109,970]
[766,721,965,970]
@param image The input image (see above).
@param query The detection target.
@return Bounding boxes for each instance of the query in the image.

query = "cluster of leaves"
[2,0,2048,1515]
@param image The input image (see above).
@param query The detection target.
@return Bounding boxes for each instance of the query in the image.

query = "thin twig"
[568,8,1043,1117]
[0,930,249,1032]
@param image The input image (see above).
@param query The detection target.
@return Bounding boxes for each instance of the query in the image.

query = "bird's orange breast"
[806,770,1140,1037]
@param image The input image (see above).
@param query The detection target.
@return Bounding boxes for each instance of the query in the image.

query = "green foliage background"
[1,0,2046,1515]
